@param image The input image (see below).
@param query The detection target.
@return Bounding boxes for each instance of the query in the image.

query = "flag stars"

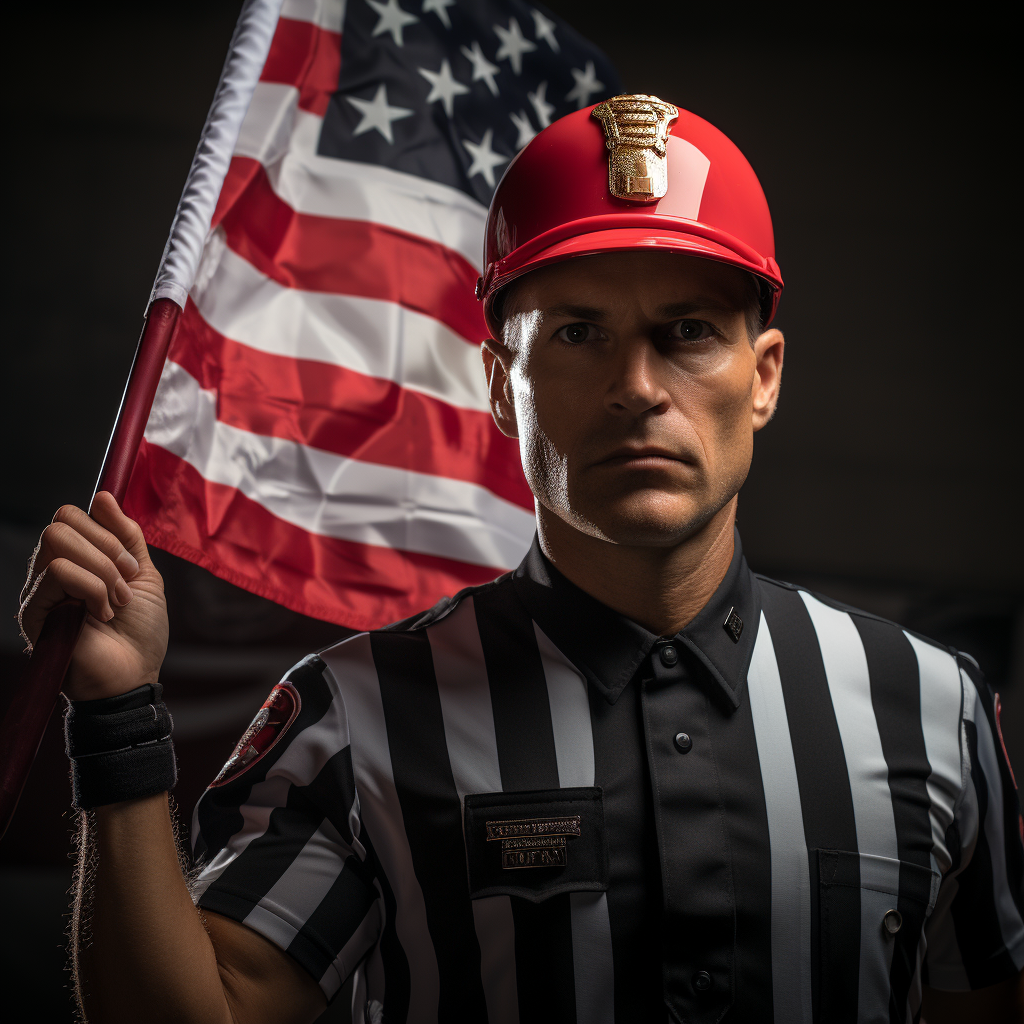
[460,40,500,97]
[531,9,559,52]
[366,0,419,46]
[528,81,555,128]
[346,83,414,143]
[493,18,537,75]
[462,129,508,188]
[510,110,537,150]
[421,0,456,29]
[566,61,604,108]
[419,58,469,117]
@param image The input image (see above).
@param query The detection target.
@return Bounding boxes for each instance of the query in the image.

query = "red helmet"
[477,94,783,333]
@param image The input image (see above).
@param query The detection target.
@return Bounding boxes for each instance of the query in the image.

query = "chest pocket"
[816,849,940,1022]
[464,787,608,902]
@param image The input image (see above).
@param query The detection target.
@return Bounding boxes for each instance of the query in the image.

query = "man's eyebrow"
[655,298,741,318]
[541,303,608,321]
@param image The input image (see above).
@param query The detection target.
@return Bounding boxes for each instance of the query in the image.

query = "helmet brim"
[482,226,782,336]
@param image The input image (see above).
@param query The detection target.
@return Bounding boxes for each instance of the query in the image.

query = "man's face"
[482,251,784,548]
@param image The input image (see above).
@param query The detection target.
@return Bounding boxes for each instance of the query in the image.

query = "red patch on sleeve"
[211,682,301,787]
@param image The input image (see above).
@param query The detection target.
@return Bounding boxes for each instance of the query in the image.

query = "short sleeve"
[190,653,381,1002]
[924,653,1024,990]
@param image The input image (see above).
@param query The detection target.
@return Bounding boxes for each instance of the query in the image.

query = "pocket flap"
[464,787,608,902]
[818,849,940,911]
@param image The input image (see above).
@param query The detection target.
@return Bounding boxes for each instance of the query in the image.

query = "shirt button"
[659,644,679,667]
[693,970,712,993]
[883,909,902,935]
[674,732,692,753]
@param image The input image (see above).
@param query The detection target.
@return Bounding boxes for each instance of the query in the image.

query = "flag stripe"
[126,441,510,630]
[170,301,532,509]
[228,84,486,266]
[144,360,533,570]
[192,245,490,413]
[216,161,486,343]
[260,16,342,116]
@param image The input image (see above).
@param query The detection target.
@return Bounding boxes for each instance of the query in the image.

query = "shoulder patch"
[211,682,301,787]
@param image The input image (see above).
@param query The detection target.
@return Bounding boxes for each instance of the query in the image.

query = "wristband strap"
[65,683,177,810]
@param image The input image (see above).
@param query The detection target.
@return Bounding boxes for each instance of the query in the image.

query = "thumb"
[89,491,154,570]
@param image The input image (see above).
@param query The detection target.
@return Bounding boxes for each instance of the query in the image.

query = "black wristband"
[65,683,177,810]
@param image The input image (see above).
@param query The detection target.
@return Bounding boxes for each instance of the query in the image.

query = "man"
[21,95,1024,1023]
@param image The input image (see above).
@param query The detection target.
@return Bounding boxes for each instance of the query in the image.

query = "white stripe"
[906,633,966,876]
[320,634,440,1024]
[971,688,1024,967]
[151,0,285,307]
[746,612,812,1024]
[535,624,614,1024]
[146,360,535,570]
[799,594,900,1023]
[429,599,503,798]
[242,817,357,967]
[192,243,492,412]
[191,776,292,896]
[232,82,487,268]
[428,599,520,1024]
[535,625,594,790]
[279,0,345,31]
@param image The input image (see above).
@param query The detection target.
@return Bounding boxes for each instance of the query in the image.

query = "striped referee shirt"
[191,532,1024,1024]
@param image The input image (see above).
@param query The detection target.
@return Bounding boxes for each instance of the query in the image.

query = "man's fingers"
[38,558,115,623]
[49,500,142,580]
[88,491,149,568]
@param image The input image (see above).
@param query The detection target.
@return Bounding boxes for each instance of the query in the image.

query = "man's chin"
[577,496,721,548]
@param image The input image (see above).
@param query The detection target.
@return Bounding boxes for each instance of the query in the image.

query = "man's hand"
[19,491,168,700]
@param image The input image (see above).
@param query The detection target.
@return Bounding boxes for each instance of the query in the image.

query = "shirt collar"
[511,528,761,709]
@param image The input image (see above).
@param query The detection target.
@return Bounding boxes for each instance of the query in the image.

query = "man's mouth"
[597,445,692,469]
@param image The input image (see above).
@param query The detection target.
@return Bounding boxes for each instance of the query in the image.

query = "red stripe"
[170,300,534,511]
[213,159,486,345]
[124,441,505,630]
[259,16,341,116]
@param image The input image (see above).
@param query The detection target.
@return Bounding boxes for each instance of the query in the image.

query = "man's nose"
[604,339,671,416]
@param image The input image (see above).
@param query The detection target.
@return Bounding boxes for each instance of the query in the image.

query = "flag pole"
[0,0,283,840]
[0,299,180,837]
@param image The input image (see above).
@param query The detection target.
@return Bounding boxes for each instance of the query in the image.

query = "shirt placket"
[642,638,735,1024]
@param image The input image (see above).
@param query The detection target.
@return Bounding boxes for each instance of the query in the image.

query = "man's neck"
[535,498,738,636]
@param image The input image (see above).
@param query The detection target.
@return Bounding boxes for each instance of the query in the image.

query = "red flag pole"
[0,298,180,839]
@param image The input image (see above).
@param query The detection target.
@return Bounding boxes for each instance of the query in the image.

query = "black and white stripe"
[191,540,1024,1023]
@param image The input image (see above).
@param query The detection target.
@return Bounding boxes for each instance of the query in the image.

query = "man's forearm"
[74,792,232,1024]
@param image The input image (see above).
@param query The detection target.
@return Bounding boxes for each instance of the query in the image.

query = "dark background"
[1,3,1019,1021]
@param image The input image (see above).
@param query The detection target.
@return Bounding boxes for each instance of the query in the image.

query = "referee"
[21,95,1023,1024]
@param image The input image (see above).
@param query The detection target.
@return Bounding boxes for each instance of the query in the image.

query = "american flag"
[123,0,620,630]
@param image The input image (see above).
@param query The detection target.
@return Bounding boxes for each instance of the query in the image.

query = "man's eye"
[669,319,715,342]
[556,323,598,345]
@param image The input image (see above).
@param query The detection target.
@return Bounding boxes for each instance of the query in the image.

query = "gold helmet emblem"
[591,94,679,201]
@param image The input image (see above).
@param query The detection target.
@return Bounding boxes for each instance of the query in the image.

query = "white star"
[422,0,456,29]
[366,0,418,46]
[418,58,469,117]
[459,40,500,97]
[346,83,414,143]
[528,80,555,128]
[531,9,559,52]
[493,18,537,75]
[566,60,604,109]
[462,128,508,188]
[510,110,537,150]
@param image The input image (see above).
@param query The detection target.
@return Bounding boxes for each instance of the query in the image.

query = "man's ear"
[751,327,784,431]
[481,337,519,439]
